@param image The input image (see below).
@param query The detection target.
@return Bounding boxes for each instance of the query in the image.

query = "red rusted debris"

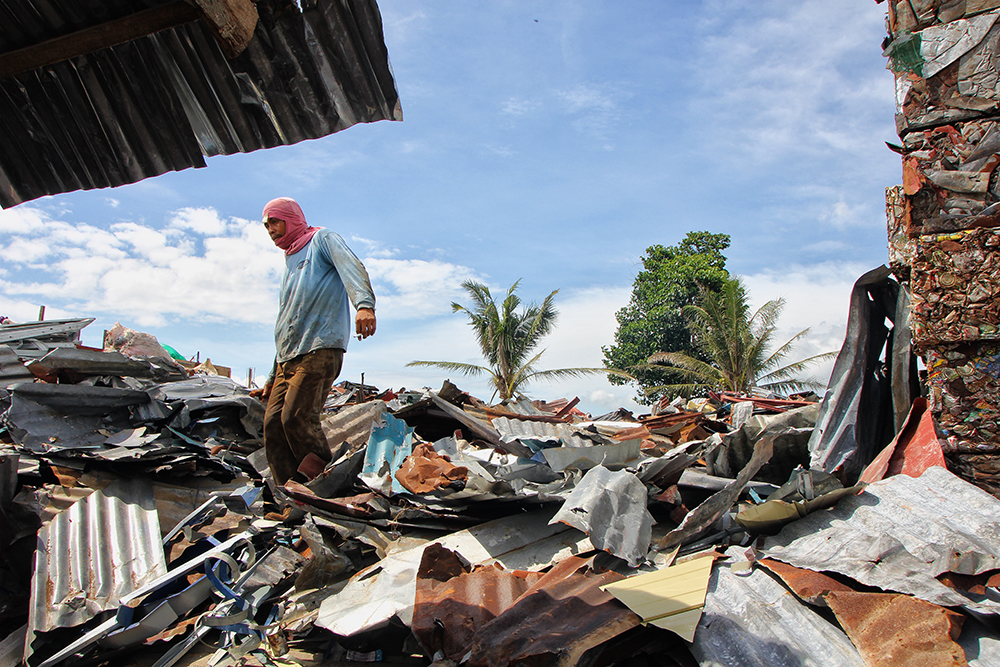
[824,591,967,667]
[861,397,946,484]
[463,555,641,667]
[758,558,855,606]
[709,391,817,412]
[394,441,469,494]
[412,544,541,662]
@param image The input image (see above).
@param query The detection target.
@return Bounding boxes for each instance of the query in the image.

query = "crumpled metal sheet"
[146,375,263,438]
[6,383,150,451]
[320,400,386,461]
[25,477,166,660]
[0,318,93,346]
[464,557,640,667]
[491,416,614,449]
[690,547,864,667]
[314,507,591,637]
[637,435,721,488]
[708,404,817,485]
[808,266,904,479]
[889,9,1000,78]
[24,347,156,381]
[0,344,32,388]
[763,466,1000,614]
[549,466,653,567]
[653,435,773,554]
[360,412,414,496]
[412,544,539,663]
[0,0,401,208]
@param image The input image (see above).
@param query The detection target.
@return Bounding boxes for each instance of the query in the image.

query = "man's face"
[264,217,286,243]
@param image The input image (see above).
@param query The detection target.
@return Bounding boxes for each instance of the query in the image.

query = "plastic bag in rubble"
[104,322,173,360]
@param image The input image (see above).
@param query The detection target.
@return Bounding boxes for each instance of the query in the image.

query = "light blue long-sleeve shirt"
[273,229,375,365]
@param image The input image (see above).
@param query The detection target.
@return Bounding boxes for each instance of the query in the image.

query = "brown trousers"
[264,347,344,485]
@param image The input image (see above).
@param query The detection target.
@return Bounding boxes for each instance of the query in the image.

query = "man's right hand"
[250,381,272,401]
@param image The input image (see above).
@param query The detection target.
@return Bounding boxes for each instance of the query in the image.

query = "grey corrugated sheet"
[25,476,166,659]
[0,0,401,208]
[321,400,386,458]
[491,416,612,448]
[763,466,1000,614]
[690,547,865,667]
[549,466,652,567]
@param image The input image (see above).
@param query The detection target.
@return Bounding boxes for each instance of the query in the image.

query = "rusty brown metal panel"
[825,591,967,667]
[758,558,855,606]
[464,562,640,667]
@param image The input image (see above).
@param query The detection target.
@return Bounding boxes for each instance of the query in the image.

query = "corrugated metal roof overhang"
[0,0,402,208]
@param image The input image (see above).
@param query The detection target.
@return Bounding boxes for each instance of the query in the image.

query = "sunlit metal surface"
[25,477,165,660]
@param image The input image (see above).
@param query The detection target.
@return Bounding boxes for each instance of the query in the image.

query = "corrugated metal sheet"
[25,476,166,659]
[464,560,639,667]
[315,507,589,637]
[0,0,401,207]
[413,544,539,663]
[320,400,386,460]
[824,591,967,667]
[550,466,653,567]
[690,547,865,667]
[491,416,612,448]
[763,466,1000,615]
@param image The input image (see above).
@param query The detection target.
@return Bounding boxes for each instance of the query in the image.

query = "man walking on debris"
[251,197,377,485]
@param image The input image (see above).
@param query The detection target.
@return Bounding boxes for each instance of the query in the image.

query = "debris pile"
[3,312,1000,666]
[880,0,1000,493]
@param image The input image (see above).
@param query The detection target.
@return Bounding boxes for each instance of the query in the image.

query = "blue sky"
[0,0,900,413]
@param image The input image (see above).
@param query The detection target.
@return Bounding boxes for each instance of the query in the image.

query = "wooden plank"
[0,2,200,80]
[190,0,259,58]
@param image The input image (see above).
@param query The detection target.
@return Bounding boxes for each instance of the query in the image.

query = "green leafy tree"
[409,280,624,402]
[647,277,834,396]
[603,231,731,403]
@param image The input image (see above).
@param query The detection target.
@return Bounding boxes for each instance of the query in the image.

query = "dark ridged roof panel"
[0,0,401,208]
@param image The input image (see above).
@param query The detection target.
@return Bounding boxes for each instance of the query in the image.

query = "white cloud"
[168,207,230,235]
[363,257,482,320]
[691,0,894,166]
[0,205,283,327]
[802,240,848,254]
[557,83,625,146]
[0,206,47,235]
[351,235,398,259]
[821,200,864,230]
[483,143,516,157]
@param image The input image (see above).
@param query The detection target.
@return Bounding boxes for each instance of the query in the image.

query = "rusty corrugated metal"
[413,543,540,663]
[0,0,401,208]
[465,557,640,667]
[758,558,853,606]
[824,591,967,667]
[25,476,166,659]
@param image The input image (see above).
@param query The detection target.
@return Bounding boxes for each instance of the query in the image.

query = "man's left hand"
[356,308,376,339]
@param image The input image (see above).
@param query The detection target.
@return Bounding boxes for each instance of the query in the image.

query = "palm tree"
[645,278,834,397]
[408,279,626,402]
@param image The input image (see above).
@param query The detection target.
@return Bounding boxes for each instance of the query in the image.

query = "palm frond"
[406,360,491,378]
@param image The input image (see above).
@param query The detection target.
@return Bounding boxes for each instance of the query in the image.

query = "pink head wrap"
[262,197,320,256]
